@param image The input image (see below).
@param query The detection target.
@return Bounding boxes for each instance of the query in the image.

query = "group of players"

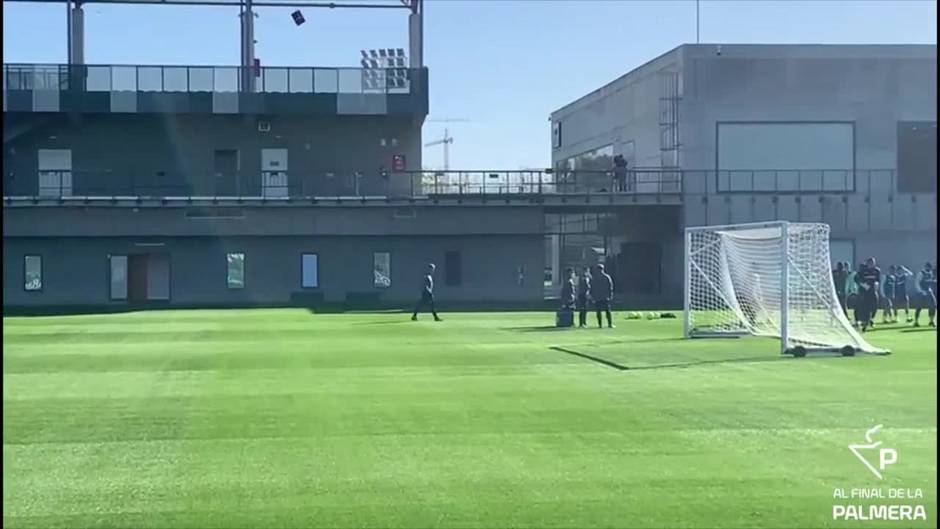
[833,258,937,332]
[560,264,616,328]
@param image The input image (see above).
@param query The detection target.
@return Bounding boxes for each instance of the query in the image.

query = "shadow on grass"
[502,325,574,332]
[901,327,937,333]
[549,346,796,371]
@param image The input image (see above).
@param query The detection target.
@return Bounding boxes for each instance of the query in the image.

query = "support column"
[68,1,85,65]
[408,0,423,68]
[240,0,255,93]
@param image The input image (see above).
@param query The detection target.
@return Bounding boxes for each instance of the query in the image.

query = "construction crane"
[424,118,469,171]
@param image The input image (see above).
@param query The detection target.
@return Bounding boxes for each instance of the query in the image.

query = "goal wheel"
[789,346,807,358]
[840,346,856,357]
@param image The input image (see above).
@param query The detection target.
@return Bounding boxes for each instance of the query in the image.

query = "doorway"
[114,253,170,303]
[213,149,239,196]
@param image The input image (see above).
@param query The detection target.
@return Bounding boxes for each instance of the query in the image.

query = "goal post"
[683,221,885,355]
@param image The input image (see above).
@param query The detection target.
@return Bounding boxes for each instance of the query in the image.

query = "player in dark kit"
[590,264,615,329]
[914,262,936,328]
[411,263,442,322]
[832,262,848,316]
[854,257,881,332]
[894,265,914,323]
[881,265,897,323]
[576,267,592,328]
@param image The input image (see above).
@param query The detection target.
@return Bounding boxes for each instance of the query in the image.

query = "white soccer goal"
[683,221,885,356]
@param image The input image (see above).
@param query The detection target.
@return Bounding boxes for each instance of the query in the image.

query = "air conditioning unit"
[257,121,271,132]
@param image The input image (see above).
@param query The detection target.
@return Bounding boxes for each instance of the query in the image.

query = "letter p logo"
[880,448,897,471]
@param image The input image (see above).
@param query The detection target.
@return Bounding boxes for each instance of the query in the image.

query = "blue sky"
[3,0,937,170]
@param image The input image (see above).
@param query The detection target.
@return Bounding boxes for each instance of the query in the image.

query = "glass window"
[445,251,461,286]
[24,255,42,291]
[227,253,245,289]
[302,253,319,288]
[897,121,937,193]
[110,255,127,300]
[373,252,391,288]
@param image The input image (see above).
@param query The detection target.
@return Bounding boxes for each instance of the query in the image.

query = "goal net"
[684,221,882,354]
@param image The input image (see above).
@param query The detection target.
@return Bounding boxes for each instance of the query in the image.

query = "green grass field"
[3,309,937,528]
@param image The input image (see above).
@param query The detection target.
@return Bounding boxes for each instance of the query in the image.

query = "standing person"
[576,266,592,328]
[854,257,881,332]
[845,263,860,327]
[881,265,897,323]
[411,263,442,322]
[560,267,576,309]
[913,261,937,328]
[590,263,615,329]
[894,264,914,323]
[612,154,628,192]
[832,262,848,317]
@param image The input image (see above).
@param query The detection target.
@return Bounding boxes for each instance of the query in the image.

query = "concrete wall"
[3,234,545,307]
[678,44,937,180]
[550,44,938,293]
[677,44,938,267]
[2,205,545,238]
[3,113,423,197]
[550,47,681,169]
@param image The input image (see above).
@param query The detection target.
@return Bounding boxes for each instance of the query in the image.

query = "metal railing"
[3,169,684,200]
[3,63,420,95]
[6,169,925,202]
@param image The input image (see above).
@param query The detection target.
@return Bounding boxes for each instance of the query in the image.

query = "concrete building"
[4,42,935,311]
[550,44,937,306]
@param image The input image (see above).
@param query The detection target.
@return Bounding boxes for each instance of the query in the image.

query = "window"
[373,252,391,288]
[302,253,319,288]
[38,149,72,197]
[24,255,42,291]
[227,253,245,289]
[109,255,128,300]
[445,251,462,286]
[897,121,937,193]
[552,121,562,149]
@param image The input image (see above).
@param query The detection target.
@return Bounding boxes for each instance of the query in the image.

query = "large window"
[373,252,391,288]
[558,144,615,173]
[897,121,937,193]
[301,253,319,288]
[24,255,42,291]
[227,253,245,289]
[717,122,855,192]
[445,251,462,286]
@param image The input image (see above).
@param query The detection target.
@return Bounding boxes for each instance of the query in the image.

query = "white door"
[38,149,72,196]
[261,148,288,197]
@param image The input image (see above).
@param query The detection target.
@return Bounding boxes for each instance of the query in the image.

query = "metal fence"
[3,63,418,95]
[6,169,684,200]
[7,169,920,201]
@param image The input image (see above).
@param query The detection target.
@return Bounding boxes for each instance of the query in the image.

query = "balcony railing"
[6,169,925,203]
[3,63,419,95]
[3,169,683,201]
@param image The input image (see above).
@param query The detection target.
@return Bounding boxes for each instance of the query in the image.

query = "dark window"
[897,122,937,193]
[445,251,462,286]
[24,255,42,291]
[618,242,661,295]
